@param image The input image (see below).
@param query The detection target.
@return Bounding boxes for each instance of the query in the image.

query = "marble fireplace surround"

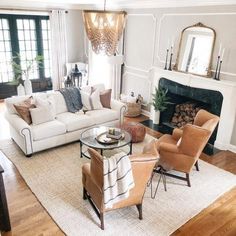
[150,68,236,150]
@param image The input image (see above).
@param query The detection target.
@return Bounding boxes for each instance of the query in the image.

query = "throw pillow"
[100,89,112,109]
[30,97,56,125]
[81,88,103,110]
[14,97,36,125]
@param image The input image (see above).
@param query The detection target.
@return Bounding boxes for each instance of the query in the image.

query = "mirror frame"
[173,22,216,77]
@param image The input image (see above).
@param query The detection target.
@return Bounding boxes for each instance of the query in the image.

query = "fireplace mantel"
[150,67,236,150]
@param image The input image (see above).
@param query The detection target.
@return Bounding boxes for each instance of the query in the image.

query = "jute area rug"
[0,135,235,236]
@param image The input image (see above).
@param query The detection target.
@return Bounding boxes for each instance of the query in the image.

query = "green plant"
[151,87,171,112]
[9,53,43,85]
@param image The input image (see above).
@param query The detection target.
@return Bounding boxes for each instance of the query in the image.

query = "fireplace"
[158,78,223,145]
[148,68,236,151]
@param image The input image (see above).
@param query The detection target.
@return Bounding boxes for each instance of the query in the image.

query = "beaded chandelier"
[83,1,126,56]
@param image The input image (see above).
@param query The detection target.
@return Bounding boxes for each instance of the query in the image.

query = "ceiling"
[0,0,236,10]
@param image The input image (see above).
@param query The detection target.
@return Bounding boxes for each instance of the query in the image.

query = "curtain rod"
[0,8,68,13]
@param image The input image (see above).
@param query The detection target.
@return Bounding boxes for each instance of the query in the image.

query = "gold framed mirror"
[174,22,216,77]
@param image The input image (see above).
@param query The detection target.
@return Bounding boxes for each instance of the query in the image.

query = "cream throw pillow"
[81,89,103,110]
[30,97,56,125]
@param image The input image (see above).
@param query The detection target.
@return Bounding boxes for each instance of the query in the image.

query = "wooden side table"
[0,164,11,232]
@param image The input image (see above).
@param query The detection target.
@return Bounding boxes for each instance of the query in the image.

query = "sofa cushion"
[86,108,119,125]
[56,112,95,132]
[47,91,68,114]
[31,120,66,141]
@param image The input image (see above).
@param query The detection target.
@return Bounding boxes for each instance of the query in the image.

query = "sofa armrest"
[159,142,181,154]
[5,112,33,155]
[110,99,127,125]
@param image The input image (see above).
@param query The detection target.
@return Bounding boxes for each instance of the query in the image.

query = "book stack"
[106,130,122,140]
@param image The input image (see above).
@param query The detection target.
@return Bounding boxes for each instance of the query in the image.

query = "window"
[0,14,51,83]
[0,19,13,83]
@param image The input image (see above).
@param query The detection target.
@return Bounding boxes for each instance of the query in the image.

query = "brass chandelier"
[83,0,126,56]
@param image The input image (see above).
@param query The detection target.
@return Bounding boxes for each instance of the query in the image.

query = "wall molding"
[124,13,157,73]
[156,12,236,77]
[123,71,152,102]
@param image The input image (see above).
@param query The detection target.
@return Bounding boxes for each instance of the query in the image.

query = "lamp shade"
[83,10,126,56]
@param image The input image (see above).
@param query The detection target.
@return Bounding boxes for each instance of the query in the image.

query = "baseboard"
[228,144,236,153]
[141,109,150,117]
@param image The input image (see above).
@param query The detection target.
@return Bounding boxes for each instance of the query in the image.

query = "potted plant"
[9,54,43,95]
[151,87,171,125]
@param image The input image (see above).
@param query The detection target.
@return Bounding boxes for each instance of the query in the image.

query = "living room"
[0,0,236,235]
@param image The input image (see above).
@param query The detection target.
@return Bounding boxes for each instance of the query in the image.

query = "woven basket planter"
[124,102,142,117]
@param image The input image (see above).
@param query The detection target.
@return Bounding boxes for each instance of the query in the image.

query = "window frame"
[0,14,50,83]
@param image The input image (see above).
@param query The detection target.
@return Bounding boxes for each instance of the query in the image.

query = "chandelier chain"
[104,0,106,11]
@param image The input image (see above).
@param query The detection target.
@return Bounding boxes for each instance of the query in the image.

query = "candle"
[167,38,170,50]
[218,43,222,57]
[221,48,225,61]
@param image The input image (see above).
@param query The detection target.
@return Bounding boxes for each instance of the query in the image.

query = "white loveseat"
[5,84,126,157]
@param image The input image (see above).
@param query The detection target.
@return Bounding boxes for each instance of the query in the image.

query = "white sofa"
[5,84,126,157]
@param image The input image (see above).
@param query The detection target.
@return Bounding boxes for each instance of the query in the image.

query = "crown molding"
[0,0,236,10]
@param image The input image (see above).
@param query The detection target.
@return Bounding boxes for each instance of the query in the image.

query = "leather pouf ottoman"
[121,122,146,143]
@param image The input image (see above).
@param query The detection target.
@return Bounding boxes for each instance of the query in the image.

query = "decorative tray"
[96,132,125,145]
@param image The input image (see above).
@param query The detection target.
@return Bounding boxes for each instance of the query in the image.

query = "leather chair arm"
[129,154,158,163]
[159,142,181,154]
[172,128,183,141]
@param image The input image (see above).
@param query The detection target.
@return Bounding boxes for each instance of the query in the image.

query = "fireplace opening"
[158,78,223,146]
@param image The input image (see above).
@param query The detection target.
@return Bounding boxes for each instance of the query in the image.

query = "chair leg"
[100,212,104,230]
[195,161,199,171]
[186,173,191,187]
[136,204,143,220]
[83,187,87,200]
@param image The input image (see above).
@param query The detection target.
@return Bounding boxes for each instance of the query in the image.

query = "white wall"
[66,10,85,63]
[122,5,236,147]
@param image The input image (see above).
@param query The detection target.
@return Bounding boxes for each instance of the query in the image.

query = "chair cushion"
[31,120,66,141]
[86,108,119,125]
[56,112,95,132]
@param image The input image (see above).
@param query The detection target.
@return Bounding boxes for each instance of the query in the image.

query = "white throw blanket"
[103,152,135,209]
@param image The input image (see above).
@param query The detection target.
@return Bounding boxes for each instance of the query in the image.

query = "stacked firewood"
[171,103,201,128]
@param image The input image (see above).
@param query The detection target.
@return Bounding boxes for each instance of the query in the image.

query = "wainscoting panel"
[122,72,151,103]
[124,14,156,72]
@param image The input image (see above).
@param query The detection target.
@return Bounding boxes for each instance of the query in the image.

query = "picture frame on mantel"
[173,22,216,78]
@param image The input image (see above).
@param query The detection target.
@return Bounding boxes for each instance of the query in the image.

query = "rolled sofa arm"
[5,112,33,155]
[110,99,127,125]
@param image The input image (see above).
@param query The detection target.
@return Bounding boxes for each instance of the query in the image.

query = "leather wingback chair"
[82,141,158,230]
[155,109,220,186]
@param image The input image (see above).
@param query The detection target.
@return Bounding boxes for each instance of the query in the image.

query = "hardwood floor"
[0,104,235,235]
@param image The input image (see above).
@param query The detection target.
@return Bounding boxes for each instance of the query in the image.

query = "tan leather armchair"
[156,109,220,186]
[82,141,158,230]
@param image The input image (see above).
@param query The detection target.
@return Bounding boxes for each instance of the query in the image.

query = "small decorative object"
[136,94,143,104]
[74,64,79,72]
[164,48,169,70]
[214,46,225,81]
[151,87,171,125]
[108,128,115,135]
[24,78,32,95]
[130,91,134,97]
[83,0,126,56]
[17,84,25,96]
[64,75,73,87]
[168,46,173,71]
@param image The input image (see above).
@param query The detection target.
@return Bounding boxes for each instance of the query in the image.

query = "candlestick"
[168,52,173,71]
[214,55,220,80]
[164,49,169,70]
[221,48,225,61]
[217,60,223,80]
[218,43,222,56]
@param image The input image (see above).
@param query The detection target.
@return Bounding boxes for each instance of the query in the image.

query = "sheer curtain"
[88,43,124,99]
[50,10,68,90]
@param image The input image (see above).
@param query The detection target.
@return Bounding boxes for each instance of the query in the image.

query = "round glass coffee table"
[80,126,132,159]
